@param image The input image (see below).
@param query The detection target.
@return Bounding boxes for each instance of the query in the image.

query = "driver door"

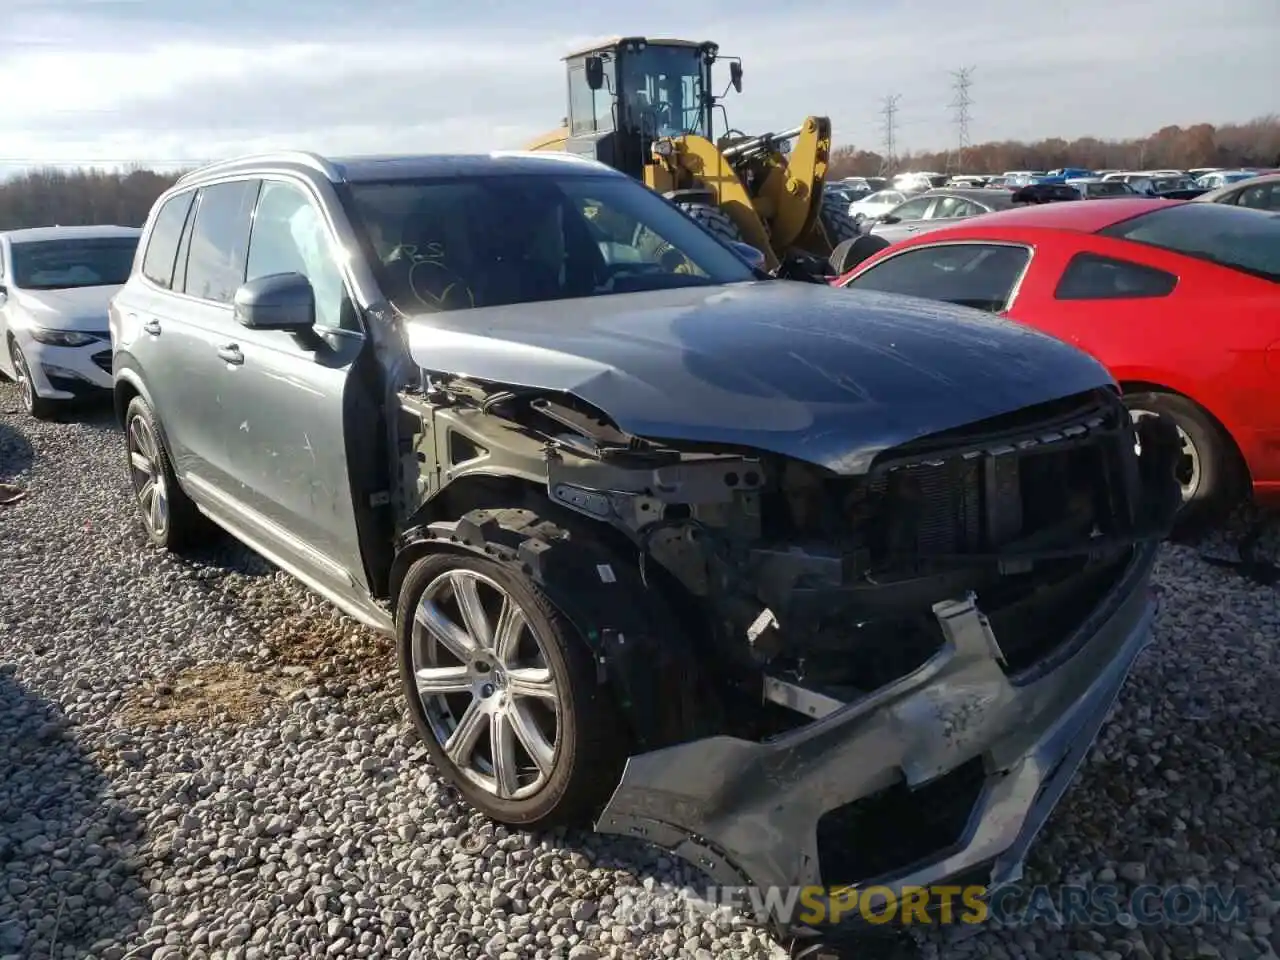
[211,176,375,608]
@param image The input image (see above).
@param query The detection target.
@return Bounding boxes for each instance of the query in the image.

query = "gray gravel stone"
[1,384,1276,960]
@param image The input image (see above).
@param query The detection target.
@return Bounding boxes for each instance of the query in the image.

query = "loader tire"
[819,191,862,246]
[677,202,743,245]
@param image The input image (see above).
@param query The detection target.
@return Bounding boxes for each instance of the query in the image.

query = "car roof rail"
[175,151,340,186]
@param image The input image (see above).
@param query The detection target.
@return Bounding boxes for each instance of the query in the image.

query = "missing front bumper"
[594,541,1159,937]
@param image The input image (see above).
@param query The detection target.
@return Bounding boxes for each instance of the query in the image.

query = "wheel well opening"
[1119,380,1252,490]
[114,380,140,429]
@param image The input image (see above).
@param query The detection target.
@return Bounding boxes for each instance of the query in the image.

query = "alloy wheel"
[1130,408,1201,502]
[127,413,169,539]
[10,343,34,413]
[411,568,560,801]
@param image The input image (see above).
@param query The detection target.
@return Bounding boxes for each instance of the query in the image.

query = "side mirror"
[585,56,604,91]
[728,241,767,270]
[880,214,901,225]
[729,61,743,93]
[233,272,315,331]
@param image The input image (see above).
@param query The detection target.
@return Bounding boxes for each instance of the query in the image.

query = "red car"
[832,198,1280,520]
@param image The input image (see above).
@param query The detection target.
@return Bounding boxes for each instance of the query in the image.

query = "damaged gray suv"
[111,150,1181,939]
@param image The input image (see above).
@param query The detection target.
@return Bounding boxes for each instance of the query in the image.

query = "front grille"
[815,758,987,887]
[851,389,1131,566]
[91,350,112,374]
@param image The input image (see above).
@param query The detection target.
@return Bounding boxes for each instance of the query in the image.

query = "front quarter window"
[342,171,755,314]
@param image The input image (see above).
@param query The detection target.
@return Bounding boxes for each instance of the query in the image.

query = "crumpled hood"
[402,281,1115,474]
[9,285,120,331]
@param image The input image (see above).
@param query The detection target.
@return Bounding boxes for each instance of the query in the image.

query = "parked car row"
[1,150,1194,946]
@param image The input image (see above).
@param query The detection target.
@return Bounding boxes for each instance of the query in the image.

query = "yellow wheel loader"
[525,37,869,277]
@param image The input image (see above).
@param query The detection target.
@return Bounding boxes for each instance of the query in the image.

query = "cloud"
[2,0,1277,169]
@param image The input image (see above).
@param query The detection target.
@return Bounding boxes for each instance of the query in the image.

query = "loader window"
[619,45,709,139]
[568,63,614,137]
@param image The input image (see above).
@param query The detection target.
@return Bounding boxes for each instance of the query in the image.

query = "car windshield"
[342,172,757,313]
[1098,203,1280,282]
[10,236,139,290]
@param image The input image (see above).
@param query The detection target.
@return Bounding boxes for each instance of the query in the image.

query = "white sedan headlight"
[27,327,102,348]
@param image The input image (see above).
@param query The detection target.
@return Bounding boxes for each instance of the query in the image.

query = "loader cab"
[564,37,724,181]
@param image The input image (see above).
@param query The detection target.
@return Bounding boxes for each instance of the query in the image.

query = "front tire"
[8,340,59,421]
[677,201,743,245]
[123,395,210,550]
[396,512,628,828]
[1125,391,1241,526]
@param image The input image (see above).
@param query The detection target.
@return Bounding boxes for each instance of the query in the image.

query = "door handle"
[143,319,161,336]
[216,343,244,365]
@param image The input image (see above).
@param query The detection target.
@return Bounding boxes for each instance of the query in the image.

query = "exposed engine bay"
[396,374,1182,743]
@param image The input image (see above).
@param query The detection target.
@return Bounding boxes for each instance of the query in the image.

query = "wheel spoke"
[444,700,486,766]
[130,451,153,475]
[492,597,526,665]
[415,600,477,661]
[507,666,556,700]
[508,701,555,776]
[450,572,492,648]
[414,665,473,696]
[490,711,522,798]
[149,486,165,532]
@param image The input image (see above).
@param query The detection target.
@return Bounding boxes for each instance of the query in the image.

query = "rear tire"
[1123,390,1241,527]
[123,395,212,550]
[819,190,862,247]
[677,202,743,245]
[829,234,892,277]
[396,508,629,829]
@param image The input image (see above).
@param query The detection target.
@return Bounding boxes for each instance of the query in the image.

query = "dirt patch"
[254,613,396,693]
[117,662,304,728]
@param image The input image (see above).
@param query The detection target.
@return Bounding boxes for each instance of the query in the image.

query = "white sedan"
[846,189,908,225]
[0,225,141,419]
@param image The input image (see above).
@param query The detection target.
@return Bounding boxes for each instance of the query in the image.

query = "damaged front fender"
[594,540,1161,938]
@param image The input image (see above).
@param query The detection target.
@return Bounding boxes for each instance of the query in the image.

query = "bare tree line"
[1,116,1278,230]
[830,115,1280,178]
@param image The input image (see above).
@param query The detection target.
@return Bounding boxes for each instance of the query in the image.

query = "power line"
[948,66,975,170]
[880,94,901,174]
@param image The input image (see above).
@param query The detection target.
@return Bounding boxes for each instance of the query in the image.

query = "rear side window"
[1054,253,1177,300]
[141,191,195,289]
[845,243,1032,312]
[1098,202,1280,282]
[183,179,261,303]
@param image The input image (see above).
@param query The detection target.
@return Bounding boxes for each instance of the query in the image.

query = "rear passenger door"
[215,176,371,602]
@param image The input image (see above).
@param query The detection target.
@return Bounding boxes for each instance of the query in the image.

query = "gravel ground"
[0,380,1277,960]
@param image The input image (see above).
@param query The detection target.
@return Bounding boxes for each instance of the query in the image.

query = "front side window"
[10,236,140,290]
[1054,253,1177,300]
[1237,183,1280,211]
[247,180,353,330]
[888,197,933,221]
[845,242,1032,312]
[183,179,261,303]
[343,172,755,315]
[1098,203,1280,282]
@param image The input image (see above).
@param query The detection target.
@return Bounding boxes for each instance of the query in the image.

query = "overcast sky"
[2,0,1277,174]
